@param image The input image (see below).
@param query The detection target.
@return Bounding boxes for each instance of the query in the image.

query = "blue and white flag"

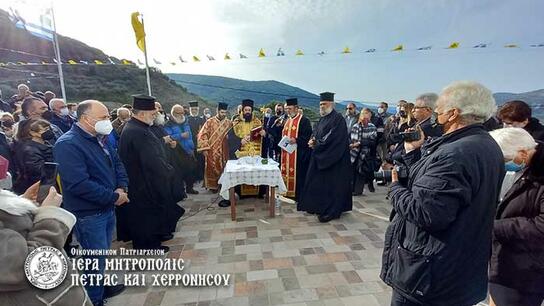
[8,6,54,41]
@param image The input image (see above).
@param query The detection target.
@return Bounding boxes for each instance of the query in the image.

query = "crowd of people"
[0,80,543,306]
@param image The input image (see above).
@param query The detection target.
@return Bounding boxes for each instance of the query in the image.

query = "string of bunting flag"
[1,42,543,67]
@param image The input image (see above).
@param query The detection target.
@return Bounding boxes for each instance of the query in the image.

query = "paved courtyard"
[106,186,398,306]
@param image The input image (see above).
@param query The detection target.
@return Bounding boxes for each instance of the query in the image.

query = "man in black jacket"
[381,81,505,306]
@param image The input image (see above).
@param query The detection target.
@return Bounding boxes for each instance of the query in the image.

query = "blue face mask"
[505,160,525,172]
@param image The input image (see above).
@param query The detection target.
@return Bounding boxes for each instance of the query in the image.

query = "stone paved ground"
[107,185,394,306]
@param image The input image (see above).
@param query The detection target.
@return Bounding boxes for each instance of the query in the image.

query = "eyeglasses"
[346,108,354,110]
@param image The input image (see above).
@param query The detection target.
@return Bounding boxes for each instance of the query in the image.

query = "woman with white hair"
[489,127,544,306]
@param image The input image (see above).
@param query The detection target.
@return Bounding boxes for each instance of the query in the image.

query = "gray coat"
[0,190,91,306]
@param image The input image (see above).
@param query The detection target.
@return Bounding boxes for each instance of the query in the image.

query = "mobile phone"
[36,162,58,204]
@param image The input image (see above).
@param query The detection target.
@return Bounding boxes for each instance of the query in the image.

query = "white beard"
[154,114,165,126]
[319,106,333,117]
[172,116,185,124]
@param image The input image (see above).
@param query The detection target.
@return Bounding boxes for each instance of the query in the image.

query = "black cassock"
[299,109,352,216]
[292,116,313,202]
[187,115,206,181]
[117,119,183,249]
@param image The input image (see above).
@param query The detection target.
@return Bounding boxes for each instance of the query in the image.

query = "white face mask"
[94,119,113,135]
[70,111,77,118]
[377,108,385,114]
[60,107,70,116]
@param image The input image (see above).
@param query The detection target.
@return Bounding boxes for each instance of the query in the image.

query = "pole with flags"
[50,6,67,100]
[131,12,152,96]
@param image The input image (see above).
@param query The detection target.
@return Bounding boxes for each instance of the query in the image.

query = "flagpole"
[50,5,67,100]
[140,14,152,96]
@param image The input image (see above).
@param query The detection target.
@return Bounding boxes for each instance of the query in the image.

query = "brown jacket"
[0,190,91,306]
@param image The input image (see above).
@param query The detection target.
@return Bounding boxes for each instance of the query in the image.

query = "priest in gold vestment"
[232,99,265,196]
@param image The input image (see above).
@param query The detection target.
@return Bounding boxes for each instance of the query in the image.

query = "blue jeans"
[73,210,115,305]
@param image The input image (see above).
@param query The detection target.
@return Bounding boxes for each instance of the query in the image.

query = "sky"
[2,0,544,103]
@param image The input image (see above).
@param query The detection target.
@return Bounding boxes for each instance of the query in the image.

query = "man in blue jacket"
[54,100,129,306]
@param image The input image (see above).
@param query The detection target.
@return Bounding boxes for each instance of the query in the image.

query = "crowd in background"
[0,81,543,306]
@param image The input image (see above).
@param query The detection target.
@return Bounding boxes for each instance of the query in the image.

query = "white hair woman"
[488,127,544,306]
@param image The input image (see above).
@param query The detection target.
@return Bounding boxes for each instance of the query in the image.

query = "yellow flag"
[342,47,351,54]
[68,60,78,65]
[122,59,132,65]
[295,49,304,56]
[504,44,518,48]
[447,42,460,49]
[392,44,403,51]
[193,56,200,62]
[131,12,146,52]
[224,53,231,60]
[94,60,104,65]
[258,48,266,57]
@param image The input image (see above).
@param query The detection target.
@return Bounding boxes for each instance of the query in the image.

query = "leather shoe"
[186,189,199,195]
[318,214,339,223]
[103,284,126,299]
[218,200,231,207]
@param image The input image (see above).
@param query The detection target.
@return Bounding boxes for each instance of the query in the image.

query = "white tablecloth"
[218,157,287,199]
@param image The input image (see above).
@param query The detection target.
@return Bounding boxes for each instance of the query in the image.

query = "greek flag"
[9,7,54,41]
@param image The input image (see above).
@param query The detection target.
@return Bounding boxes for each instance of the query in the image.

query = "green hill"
[0,9,207,111]
[167,73,320,108]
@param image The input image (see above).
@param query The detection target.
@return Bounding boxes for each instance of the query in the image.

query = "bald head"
[77,100,111,135]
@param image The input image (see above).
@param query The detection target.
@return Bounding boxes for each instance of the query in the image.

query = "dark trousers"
[489,282,544,306]
[352,162,374,193]
[391,290,422,306]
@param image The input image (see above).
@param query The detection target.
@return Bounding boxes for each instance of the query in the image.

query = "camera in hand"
[398,130,421,142]
[374,162,409,183]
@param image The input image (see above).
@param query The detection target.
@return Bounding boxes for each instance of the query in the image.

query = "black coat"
[525,117,544,142]
[187,115,206,181]
[299,109,352,216]
[13,140,53,194]
[117,119,182,246]
[150,125,188,202]
[489,143,544,293]
[381,124,505,306]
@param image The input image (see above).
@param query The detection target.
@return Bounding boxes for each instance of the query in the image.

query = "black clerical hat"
[132,94,156,110]
[242,99,254,108]
[218,102,228,110]
[189,101,198,107]
[286,98,298,106]
[320,92,335,102]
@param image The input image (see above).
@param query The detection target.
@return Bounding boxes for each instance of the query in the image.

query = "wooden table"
[229,186,275,221]
[218,158,287,222]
